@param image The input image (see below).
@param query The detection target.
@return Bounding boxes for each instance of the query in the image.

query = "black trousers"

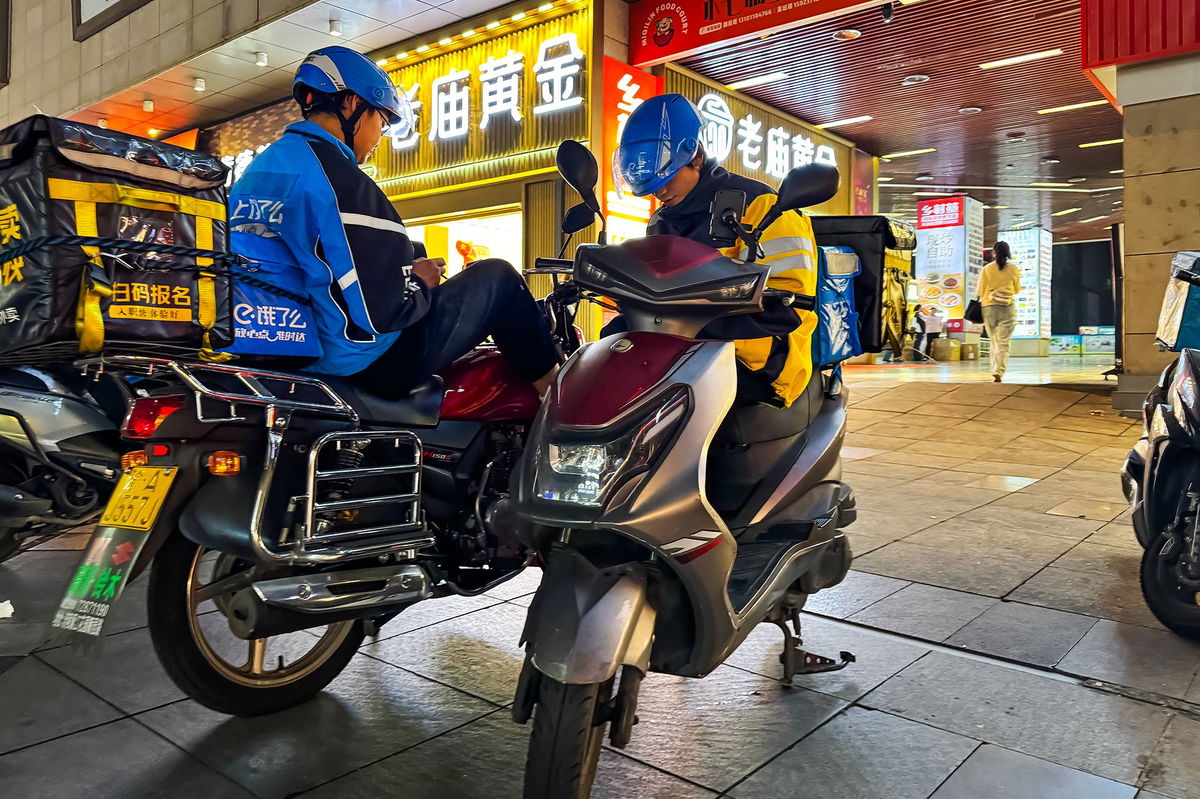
[352,259,559,398]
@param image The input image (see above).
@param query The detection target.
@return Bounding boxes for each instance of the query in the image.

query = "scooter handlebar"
[525,257,575,275]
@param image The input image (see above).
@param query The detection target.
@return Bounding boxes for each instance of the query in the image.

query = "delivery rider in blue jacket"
[229,46,558,397]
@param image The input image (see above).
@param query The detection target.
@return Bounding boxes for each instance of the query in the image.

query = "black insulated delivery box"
[812,215,916,354]
[0,115,233,364]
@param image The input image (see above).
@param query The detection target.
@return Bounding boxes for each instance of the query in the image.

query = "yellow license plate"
[100,466,178,531]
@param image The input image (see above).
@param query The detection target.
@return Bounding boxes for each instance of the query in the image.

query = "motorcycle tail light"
[206,451,241,476]
[123,395,186,439]
[149,444,170,457]
[120,450,148,470]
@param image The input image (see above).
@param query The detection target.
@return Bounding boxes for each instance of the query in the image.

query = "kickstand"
[773,609,855,685]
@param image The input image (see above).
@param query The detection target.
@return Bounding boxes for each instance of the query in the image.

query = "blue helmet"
[614,94,703,197]
[293,46,414,140]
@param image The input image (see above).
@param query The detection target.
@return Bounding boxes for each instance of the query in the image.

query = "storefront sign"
[664,67,855,214]
[915,196,984,320]
[600,58,663,243]
[852,150,875,215]
[371,10,589,198]
[73,0,154,41]
[1000,226,1054,339]
[629,0,876,67]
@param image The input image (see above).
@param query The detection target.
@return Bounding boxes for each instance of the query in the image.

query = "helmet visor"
[380,87,417,141]
[613,136,696,197]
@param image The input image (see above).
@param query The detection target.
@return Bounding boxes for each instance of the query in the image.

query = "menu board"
[1000,227,1053,339]
[915,196,985,319]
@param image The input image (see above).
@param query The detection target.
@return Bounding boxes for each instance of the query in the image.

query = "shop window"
[407,209,523,277]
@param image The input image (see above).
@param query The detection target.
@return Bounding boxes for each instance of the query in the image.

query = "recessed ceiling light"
[1052,207,1082,216]
[511,12,526,20]
[1068,176,1087,183]
[193,78,206,92]
[438,37,453,45]
[1030,182,1072,187]
[462,29,477,37]
[97,118,108,128]
[878,176,894,182]
[1109,168,1124,174]
[376,58,388,66]
[958,106,983,115]
[1006,132,1027,143]
[832,28,862,40]
[979,48,1063,70]
[148,128,159,137]
[1079,215,1110,223]
[1037,99,1109,114]
[485,21,501,29]
[817,115,873,129]
[880,148,936,159]
[328,19,343,36]
[1079,138,1123,148]
[416,45,430,53]
[986,205,1010,210]
[1009,220,1038,229]
[914,174,934,182]
[1041,156,1061,164]
[727,72,788,90]
[255,51,269,67]
[396,51,410,59]
[142,99,154,112]
[913,192,954,197]
[538,2,553,10]
[901,74,930,86]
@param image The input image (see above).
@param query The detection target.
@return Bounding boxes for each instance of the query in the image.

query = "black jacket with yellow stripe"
[648,160,819,407]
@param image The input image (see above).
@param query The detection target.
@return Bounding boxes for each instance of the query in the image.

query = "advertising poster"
[852,149,876,216]
[915,197,968,318]
[1000,227,1053,339]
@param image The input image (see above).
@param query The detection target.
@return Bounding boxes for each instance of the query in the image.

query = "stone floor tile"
[0,551,78,653]
[929,744,1137,799]
[862,449,968,469]
[902,520,1083,560]
[1087,523,1142,550]
[0,655,121,754]
[897,440,1002,461]
[29,533,91,551]
[974,406,1061,426]
[853,393,927,413]
[863,652,1171,784]
[855,415,950,439]
[802,570,910,618]
[36,626,184,714]
[988,491,1079,513]
[1045,415,1140,437]
[363,602,527,704]
[482,565,542,600]
[1015,385,1088,403]
[1056,620,1200,698]
[905,401,987,420]
[887,481,1010,509]
[1136,792,1176,799]
[853,540,1053,597]
[848,584,997,641]
[842,445,889,460]
[1009,565,1166,630]
[1052,541,1144,579]
[724,614,928,700]
[985,446,1081,467]
[843,472,910,492]
[1141,715,1200,799]
[848,531,896,556]
[906,469,999,486]
[844,507,947,539]
[729,706,979,799]
[137,654,496,797]
[844,432,917,451]
[950,504,1103,540]
[845,407,901,429]
[950,459,1061,480]
[299,711,717,799]
[1020,474,1129,503]
[997,394,1079,415]
[962,474,1041,492]
[364,591,504,643]
[618,665,847,791]
[1047,498,1127,521]
[0,718,253,798]
[843,460,939,481]
[944,601,1097,666]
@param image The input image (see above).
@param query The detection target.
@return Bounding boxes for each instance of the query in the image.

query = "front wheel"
[147,533,364,716]
[1141,533,1200,639]
[523,676,613,799]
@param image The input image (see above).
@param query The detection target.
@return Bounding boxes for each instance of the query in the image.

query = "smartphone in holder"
[708,188,747,247]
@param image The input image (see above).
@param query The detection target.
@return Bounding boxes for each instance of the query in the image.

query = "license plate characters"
[99,466,178,531]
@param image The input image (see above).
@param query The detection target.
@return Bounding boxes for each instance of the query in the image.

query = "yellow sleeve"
[719,193,818,297]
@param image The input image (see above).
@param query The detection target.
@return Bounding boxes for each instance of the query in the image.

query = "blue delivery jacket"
[228,121,430,375]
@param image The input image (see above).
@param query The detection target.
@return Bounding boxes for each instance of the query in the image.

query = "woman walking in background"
[977,241,1021,381]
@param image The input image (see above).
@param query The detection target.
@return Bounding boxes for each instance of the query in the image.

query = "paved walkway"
[1,371,1197,799]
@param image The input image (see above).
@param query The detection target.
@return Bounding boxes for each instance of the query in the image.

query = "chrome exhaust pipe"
[227,564,432,639]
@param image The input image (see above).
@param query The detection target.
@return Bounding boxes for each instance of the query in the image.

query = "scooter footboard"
[521,547,657,685]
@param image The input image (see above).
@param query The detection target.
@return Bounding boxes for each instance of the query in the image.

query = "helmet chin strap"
[333,98,371,158]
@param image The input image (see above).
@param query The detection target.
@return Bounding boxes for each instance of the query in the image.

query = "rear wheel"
[1141,533,1200,639]
[523,676,613,799]
[148,533,363,716]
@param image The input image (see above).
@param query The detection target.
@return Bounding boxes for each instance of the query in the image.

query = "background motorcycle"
[1124,265,1200,638]
[52,267,586,716]
[0,365,121,562]
[510,142,855,799]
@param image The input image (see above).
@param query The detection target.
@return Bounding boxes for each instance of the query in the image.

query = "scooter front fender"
[521,547,656,685]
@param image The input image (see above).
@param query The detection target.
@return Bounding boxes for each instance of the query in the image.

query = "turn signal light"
[123,395,186,439]
[121,450,149,470]
[206,451,241,476]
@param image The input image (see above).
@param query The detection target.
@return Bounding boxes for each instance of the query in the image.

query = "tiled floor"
[2,362,1198,799]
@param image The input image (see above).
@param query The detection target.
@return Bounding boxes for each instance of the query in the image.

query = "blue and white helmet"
[293,46,415,140]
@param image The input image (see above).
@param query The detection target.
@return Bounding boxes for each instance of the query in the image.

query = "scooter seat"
[324,376,443,427]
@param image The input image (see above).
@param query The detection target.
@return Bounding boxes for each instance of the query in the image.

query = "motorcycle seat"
[324,376,443,427]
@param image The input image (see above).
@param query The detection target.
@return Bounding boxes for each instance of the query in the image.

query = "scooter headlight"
[537,389,688,506]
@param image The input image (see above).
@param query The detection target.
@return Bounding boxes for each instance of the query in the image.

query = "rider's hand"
[412,257,447,288]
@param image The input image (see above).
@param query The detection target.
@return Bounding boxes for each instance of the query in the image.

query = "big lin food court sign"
[629,0,881,67]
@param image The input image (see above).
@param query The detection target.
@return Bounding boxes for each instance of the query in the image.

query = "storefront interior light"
[1079,215,1109,223]
[880,148,935,159]
[97,118,108,129]
[958,106,982,115]
[512,12,526,20]
[538,2,553,10]
[1068,176,1087,183]
[1029,182,1072,187]
[1079,138,1123,148]
[1037,99,1108,114]
[986,205,1010,210]
[878,176,893,182]
[1052,207,1081,216]
[912,191,954,197]
[416,45,430,53]
[727,72,788,90]
[376,58,388,66]
[1109,168,1124,174]
[914,174,934,182]
[486,20,501,29]
[148,128,159,137]
[1009,220,1037,229]
[396,51,410,59]
[438,37,453,45]
[817,115,872,129]
[979,48,1063,70]
[462,29,477,37]
[832,29,861,41]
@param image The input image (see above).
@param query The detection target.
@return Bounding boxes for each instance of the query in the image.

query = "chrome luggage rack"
[85,355,433,565]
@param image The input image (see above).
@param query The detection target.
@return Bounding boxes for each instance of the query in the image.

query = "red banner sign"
[917,197,965,230]
[629,0,876,67]
[600,57,663,243]
[851,149,875,216]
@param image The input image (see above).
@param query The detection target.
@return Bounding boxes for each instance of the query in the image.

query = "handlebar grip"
[762,289,816,311]
[524,257,574,275]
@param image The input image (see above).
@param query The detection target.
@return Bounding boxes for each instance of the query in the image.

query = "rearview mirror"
[556,140,601,214]
[562,202,595,235]
[776,163,840,213]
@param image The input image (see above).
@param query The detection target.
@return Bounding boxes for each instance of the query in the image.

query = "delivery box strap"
[47,179,226,221]
[0,234,240,266]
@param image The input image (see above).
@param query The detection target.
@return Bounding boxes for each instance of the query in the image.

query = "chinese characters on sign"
[600,58,664,244]
[0,203,24,287]
[390,32,587,150]
[999,226,1053,339]
[109,282,194,322]
[696,92,840,181]
[914,196,983,320]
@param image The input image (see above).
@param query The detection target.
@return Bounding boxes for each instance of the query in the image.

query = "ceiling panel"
[286,1,392,36]
[679,0,1125,240]
[325,0,437,23]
